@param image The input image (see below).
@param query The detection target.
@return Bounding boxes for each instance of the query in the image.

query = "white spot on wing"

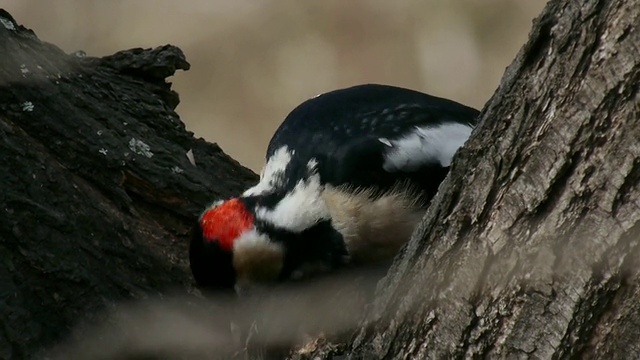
[307,158,318,171]
[255,174,330,232]
[378,138,392,147]
[244,146,293,196]
[383,122,473,172]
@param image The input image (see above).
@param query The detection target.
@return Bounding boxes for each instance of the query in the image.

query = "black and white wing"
[252,84,479,199]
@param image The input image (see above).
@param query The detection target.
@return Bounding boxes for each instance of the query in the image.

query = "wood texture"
[342,0,640,358]
[0,9,257,359]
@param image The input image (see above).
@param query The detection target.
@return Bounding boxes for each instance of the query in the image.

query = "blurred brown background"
[5,1,546,172]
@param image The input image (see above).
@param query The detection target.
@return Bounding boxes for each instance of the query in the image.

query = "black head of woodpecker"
[189,84,480,294]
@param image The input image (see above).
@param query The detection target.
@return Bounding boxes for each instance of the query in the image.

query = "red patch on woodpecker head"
[199,198,254,252]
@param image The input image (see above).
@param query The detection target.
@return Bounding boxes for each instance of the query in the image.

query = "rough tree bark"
[315,0,639,359]
[0,0,638,358]
[0,9,257,359]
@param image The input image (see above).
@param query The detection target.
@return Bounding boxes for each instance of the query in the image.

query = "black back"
[266,84,480,195]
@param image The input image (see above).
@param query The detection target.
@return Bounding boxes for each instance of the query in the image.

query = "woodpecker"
[190,84,479,293]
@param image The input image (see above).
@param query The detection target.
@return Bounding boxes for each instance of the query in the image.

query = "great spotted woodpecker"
[190,84,479,293]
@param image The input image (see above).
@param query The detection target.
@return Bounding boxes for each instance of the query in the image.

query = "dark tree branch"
[0,9,256,359]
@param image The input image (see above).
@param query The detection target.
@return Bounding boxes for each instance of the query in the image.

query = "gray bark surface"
[333,0,640,358]
[0,9,257,359]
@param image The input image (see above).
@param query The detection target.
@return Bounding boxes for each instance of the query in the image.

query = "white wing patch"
[255,173,330,233]
[378,137,392,147]
[244,146,293,196]
[382,122,473,172]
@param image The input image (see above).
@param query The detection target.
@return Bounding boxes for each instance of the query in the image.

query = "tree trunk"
[326,0,640,358]
[1,0,639,358]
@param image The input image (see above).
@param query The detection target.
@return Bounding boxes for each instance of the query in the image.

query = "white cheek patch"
[233,229,285,284]
[244,146,293,196]
[255,173,330,233]
[233,229,277,252]
[382,122,473,172]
